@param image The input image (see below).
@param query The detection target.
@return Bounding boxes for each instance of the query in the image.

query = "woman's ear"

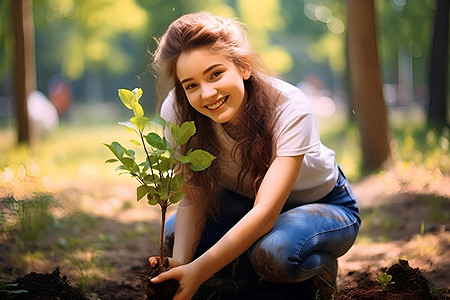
[243,68,251,80]
[241,58,252,80]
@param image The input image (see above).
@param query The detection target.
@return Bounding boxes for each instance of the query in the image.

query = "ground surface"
[0,164,449,299]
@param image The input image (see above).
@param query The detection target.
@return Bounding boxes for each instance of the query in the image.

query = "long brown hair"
[152,12,277,215]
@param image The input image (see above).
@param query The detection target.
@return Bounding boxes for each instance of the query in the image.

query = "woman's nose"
[201,84,217,100]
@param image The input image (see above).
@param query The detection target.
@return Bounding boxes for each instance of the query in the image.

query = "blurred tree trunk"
[428,0,449,130]
[13,0,36,145]
[347,0,390,173]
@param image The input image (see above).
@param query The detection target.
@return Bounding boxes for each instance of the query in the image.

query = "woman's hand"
[148,256,181,269]
[150,261,204,300]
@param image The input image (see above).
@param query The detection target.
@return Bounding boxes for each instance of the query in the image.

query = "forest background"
[0,0,449,299]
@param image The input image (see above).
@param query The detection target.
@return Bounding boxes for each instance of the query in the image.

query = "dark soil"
[0,269,88,300]
[336,259,435,300]
[0,259,441,300]
[137,261,179,300]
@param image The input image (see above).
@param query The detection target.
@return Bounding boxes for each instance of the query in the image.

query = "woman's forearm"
[189,205,274,283]
[188,155,304,283]
[172,198,206,264]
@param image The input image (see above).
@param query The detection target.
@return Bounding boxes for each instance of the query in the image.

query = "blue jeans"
[164,166,360,283]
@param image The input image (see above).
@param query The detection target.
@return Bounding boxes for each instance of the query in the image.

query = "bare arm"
[191,155,304,281]
[153,155,304,299]
[172,185,206,265]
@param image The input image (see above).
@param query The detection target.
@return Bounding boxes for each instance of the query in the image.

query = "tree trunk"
[12,0,36,145]
[428,0,449,129]
[347,0,390,173]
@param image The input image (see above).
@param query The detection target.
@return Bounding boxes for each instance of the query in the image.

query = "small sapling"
[376,272,395,291]
[104,88,215,299]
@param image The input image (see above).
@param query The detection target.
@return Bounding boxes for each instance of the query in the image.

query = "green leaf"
[144,173,159,184]
[129,139,141,146]
[147,193,159,206]
[188,150,216,171]
[130,116,149,132]
[123,148,135,160]
[151,116,166,127]
[377,273,393,283]
[132,88,143,102]
[133,102,144,117]
[169,191,184,204]
[145,132,166,150]
[137,185,148,201]
[121,157,135,169]
[6,289,29,294]
[176,155,191,164]
[147,153,160,165]
[115,165,130,172]
[118,89,135,110]
[104,142,124,159]
[171,121,196,146]
[139,161,150,170]
[158,156,175,173]
[119,121,137,133]
[105,158,118,163]
[171,174,185,191]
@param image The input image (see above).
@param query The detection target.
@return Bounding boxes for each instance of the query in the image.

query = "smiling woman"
[176,49,249,125]
[147,11,361,300]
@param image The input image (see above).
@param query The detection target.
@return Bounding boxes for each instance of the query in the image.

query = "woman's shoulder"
[270,77,314,116]
[269,77,305,97]
[160,89,177,123]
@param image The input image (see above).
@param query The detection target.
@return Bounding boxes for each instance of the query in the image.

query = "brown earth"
[0,165,449,299]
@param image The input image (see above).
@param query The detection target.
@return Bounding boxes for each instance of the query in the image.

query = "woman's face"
[176,48,250,125]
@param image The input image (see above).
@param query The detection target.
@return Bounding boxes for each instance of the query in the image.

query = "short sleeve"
[274,84,321,157]
[160,90,178,147]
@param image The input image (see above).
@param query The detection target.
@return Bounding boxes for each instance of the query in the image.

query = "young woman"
[149,11,360,300]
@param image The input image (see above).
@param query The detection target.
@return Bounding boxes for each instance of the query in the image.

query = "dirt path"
[1,166,449,299]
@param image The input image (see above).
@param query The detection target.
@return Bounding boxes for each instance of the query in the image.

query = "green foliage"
[105,87,215,263]
[32,0,149,79]
[392,126,450,175]
[376,272,395,291]
[0,193,54,241]
[105,88,215,209]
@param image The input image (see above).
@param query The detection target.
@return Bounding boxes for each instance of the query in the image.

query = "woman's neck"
[222,121,244,140]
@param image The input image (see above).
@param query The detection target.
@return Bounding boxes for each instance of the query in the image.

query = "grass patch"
[0,193,119,289]
[0,193,54,240]
[357,206,399,242]
[422,196,450,223]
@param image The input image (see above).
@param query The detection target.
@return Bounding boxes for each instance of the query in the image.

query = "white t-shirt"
[161,77,338,205]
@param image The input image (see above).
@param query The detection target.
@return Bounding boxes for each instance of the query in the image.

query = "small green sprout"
[377,272,395,291]
[104,88,215,266]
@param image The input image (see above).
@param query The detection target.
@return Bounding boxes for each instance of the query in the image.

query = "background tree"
[375,1,433,104]
[12,0,35,145]
[428,0,449,130]
[347,0,390,172]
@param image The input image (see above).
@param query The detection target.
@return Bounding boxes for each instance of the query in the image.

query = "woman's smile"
[206,95,229,110]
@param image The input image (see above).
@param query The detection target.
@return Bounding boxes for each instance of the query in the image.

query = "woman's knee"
[248,232,302,283]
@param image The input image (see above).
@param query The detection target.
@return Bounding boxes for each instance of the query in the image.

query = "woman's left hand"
[151,262,204,300]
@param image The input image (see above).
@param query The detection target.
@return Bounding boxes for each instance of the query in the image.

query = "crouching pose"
[149,11,361,300]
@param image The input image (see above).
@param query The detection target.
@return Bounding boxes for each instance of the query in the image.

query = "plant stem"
[159,202,167,267]
[139,131,157,182]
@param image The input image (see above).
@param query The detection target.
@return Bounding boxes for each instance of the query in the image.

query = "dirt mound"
[1,269,88,300]
[336,259,434,300]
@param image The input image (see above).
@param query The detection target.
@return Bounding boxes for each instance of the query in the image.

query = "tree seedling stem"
[104,88,215,266]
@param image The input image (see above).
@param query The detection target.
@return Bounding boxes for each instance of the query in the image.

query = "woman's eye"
[185,83,196,90]
[211,71,222,79]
